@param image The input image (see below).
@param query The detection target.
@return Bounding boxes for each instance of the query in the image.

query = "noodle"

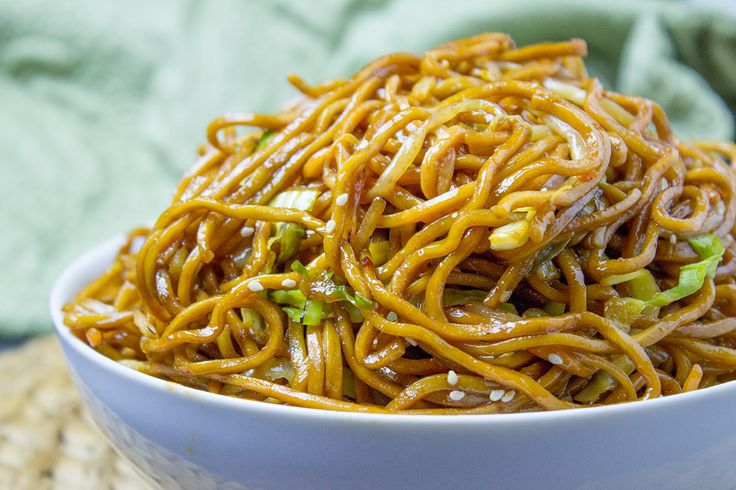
[63,33,736,414]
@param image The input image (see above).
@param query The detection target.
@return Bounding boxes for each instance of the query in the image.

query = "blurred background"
[0,0,735,486]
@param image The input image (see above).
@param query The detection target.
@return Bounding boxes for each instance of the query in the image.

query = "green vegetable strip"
[574,356,635,403]
[645,234,723,306]
[352,292,373,309]
[256,130,275,149]
[291,260,309,274]
[282,307,304,323]
[544,301,566,316]
[302,300,325,326]
[368,240,391,266]
[442,289,488,306]
[499,303,519,315]
[270,290,307,308]
[589,234,726,402]
[605,234,725,325]
[268,189,320,211]
[273,262,374,325]
[277,223,305,263]
[344,303,364,322]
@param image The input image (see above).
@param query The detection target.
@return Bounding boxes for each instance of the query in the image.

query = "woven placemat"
[0,336,150,489]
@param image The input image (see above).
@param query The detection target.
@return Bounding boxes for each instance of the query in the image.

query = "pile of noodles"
[64,33,736,414]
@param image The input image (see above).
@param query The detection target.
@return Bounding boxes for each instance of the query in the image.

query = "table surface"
[0,335,150,488]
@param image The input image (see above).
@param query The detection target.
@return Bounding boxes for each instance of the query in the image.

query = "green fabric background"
[1,0,734,336]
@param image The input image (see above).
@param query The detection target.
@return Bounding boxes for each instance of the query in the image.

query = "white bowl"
[50,237,736,490]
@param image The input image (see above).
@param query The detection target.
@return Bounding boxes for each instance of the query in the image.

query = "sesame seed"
[281,278,297,288]
[501,390,516,403]
[449,390,465,401]
[447,370,459,386]
[406,338,418,346]
[541,187,548,192]
[240,226,255,237]
[489,390,505,402]
[324,220,337,233]
[335,193,349,206]
[386,311,398,322]
[248,280,264,292]
[548,354,563,365]
[451,212,459,218]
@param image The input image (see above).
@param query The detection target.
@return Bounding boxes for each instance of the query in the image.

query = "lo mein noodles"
[64,34,736,414]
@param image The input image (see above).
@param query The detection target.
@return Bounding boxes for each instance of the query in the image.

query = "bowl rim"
[50,234,736,426]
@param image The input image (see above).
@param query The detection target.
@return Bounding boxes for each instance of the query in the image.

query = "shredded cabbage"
[544,301,566,316]
[443,289,487,306]
[268,189,320,211]
[302,300,325,326]
[256,130,275,149]
[276,223,305,263]
[270,289,307,308]
[586,236,723,401]
[272,261,373,325]
[604,235,725,326]
[368,240,391,266]
[489,220,530,251]
[574,356,634,403]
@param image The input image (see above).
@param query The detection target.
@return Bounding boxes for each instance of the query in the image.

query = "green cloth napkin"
[1,0,735,337]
